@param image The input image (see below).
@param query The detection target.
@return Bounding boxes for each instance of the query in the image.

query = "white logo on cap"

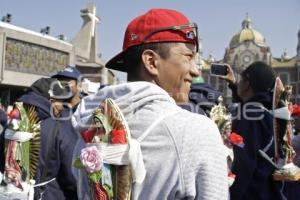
[131,33,138,40]
[64,67,74,72]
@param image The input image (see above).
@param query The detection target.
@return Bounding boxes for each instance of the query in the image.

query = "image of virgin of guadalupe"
[276,84,295,165]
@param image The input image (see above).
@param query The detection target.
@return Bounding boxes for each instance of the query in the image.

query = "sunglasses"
[141,23,199,52]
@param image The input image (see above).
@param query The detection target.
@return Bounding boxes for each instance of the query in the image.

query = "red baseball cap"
[106,8,199,71]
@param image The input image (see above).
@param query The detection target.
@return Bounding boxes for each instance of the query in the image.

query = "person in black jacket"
[16,78,78,200]
[221,62,284,200]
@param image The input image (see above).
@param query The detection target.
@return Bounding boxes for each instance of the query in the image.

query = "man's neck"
[70,95,81,108]
[241,89,255,103]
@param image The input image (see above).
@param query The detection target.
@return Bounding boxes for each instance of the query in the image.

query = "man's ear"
[141,49,160,76]
[244,79,254,94]
[245,79,251,89]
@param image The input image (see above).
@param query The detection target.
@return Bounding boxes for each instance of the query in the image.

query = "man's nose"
[190,61,200,77]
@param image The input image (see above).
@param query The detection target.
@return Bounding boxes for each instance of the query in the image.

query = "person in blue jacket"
[0,108,7,176]
[17,78,78,200]
[221,62,284,200]
[51,66,82,113]
[188,81,223,116]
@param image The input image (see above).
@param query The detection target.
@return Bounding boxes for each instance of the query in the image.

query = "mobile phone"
[210,63,228,76]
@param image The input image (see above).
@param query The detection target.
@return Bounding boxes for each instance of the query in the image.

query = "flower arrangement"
[73,98,132,200]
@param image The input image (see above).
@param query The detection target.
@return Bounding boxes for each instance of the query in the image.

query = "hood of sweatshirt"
[72,81,176,132]
[18,91,51,120]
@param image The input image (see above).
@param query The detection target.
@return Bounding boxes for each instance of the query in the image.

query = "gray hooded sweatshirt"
[72,82,228,200]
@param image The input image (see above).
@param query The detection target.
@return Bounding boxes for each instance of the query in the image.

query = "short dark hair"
[124,42,177,81]
[242,61,276,93]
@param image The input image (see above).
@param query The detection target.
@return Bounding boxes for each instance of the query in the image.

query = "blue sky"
[2,0,300,62]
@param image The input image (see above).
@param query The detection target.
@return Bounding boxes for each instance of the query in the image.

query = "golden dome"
[229,15,266,48]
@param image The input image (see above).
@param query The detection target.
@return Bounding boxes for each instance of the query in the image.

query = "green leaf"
[103,184,114,198]
[72,157,84,169]
[88,171,102,183]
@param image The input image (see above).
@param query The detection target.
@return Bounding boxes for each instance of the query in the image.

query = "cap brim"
[51,74,78,80]
[105,50,127,72]
[50,92,74,101]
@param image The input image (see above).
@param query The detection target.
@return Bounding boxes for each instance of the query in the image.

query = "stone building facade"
[0,4,115,106]
[200,16,300,104]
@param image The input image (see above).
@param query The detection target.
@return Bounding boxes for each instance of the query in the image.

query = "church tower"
[71,4,100,63]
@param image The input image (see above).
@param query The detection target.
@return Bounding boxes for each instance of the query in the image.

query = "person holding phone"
[210,63,229,77]
[219,62,284,200]
[211,63,241,103]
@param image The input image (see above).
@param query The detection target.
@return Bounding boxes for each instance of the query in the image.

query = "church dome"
[229,15,266,48]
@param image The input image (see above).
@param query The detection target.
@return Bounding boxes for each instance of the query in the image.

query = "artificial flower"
[228,171,236,178]
[8,108,20,119]
[228,132,245,147]
[292,104,300,116]
[80,146,103,173]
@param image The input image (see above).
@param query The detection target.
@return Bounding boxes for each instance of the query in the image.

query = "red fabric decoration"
[292,104,300,117]
[80,129,96,143]
[111,129,126,144]
[228,132,244,147]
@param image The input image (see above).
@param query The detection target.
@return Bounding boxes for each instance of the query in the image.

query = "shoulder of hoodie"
[160,107,225,172]
[163,107,221,142]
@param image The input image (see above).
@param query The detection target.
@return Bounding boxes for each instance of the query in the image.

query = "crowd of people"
[1,7,300,200]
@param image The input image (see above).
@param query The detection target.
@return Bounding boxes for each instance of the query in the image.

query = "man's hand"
[219,64,236,84]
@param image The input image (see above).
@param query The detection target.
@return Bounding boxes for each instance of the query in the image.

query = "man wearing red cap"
[73,8,228,199]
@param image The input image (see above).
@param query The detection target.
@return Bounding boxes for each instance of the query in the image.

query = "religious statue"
[272,78,300,181]
[210,96,244,186]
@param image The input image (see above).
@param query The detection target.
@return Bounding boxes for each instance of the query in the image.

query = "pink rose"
[80,146,103,173]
